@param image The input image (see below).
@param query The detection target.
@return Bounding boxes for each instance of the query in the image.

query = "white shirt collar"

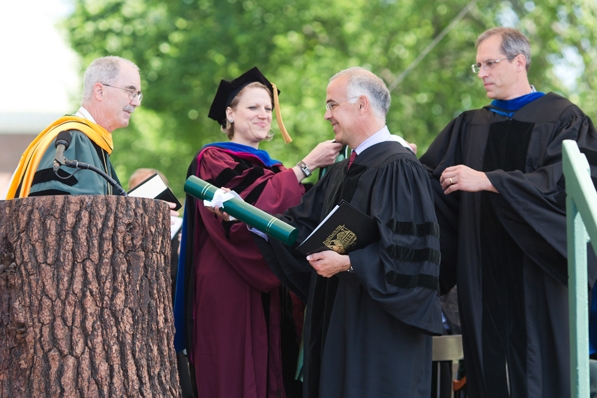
[353,125,414,155]
[75,106,96,123]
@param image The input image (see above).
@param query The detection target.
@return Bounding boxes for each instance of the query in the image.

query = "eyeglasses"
[471,56,517,74]
[101,83,143,102]
[325,96,359,112]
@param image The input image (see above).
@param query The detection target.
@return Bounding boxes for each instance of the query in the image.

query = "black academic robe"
[419,93,597,398]
[257,141,443,398]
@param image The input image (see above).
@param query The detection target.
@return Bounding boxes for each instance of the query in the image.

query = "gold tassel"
[271,83,292,144]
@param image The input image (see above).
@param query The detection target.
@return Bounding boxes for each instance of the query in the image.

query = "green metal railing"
[563,139,597,398]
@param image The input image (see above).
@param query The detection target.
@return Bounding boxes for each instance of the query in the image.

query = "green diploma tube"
[184,175,298,246]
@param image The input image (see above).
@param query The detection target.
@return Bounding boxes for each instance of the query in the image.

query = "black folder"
[128,173,182,210]
[296,200,380,255]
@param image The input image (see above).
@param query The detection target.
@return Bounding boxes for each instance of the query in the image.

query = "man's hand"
[307,250,351,278]
[205,205,231,221]
[167,201,180,219]
[440,165,498,194]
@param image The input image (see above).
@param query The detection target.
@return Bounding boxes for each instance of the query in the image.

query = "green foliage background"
[61,0,597,200]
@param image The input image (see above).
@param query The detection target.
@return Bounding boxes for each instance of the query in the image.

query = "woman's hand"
[302,140,343,170]
[292,140,343,182]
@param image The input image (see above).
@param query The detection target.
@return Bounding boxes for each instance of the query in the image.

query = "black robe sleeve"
[419,113,469,294]
[259,145,443,335]
[253,171,332,304]
[344,155,443,334]
[420,94,597,288]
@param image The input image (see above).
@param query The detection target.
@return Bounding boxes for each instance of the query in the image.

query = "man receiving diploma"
[255,67,443,398]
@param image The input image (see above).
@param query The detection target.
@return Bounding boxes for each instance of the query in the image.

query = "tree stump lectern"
[0,196,181,397]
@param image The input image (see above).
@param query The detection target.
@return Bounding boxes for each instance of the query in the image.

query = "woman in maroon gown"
[179,67,341,398]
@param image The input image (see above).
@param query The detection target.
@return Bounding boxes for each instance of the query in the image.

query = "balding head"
[81,56,140,104]
[329,67,391,121]
[79,56,141,133]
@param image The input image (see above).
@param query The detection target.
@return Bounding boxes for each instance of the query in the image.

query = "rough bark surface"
[0,196,181,397]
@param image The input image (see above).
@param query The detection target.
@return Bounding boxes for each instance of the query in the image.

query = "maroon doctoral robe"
[186,143,305,398]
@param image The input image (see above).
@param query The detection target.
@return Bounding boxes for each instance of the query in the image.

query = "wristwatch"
[296,160,312,177]
[347,265,354,273]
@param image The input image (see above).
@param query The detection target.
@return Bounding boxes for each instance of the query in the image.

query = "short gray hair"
[81,56,139,104]
[330,67,391,119]
[476,27,531,72]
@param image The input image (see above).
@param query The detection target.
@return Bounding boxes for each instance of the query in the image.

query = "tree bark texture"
[0,195,181,397]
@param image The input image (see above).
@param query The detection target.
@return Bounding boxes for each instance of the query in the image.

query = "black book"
[127,173,182,210]
[296,200,380,255]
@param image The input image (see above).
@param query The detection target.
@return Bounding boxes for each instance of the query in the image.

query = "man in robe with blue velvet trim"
[420,27,597,397]
[254,67,443,398]
[6,56,142,198]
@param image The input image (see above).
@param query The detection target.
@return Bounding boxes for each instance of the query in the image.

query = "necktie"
[348,150,357,169]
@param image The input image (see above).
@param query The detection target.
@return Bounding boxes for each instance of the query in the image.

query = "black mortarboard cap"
[208,67,276,126]
[208,67,292,143]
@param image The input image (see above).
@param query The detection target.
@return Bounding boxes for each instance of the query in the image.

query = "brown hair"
[476,27,531,72]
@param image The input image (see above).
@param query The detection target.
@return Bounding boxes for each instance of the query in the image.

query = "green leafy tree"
[62,0,597,199]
